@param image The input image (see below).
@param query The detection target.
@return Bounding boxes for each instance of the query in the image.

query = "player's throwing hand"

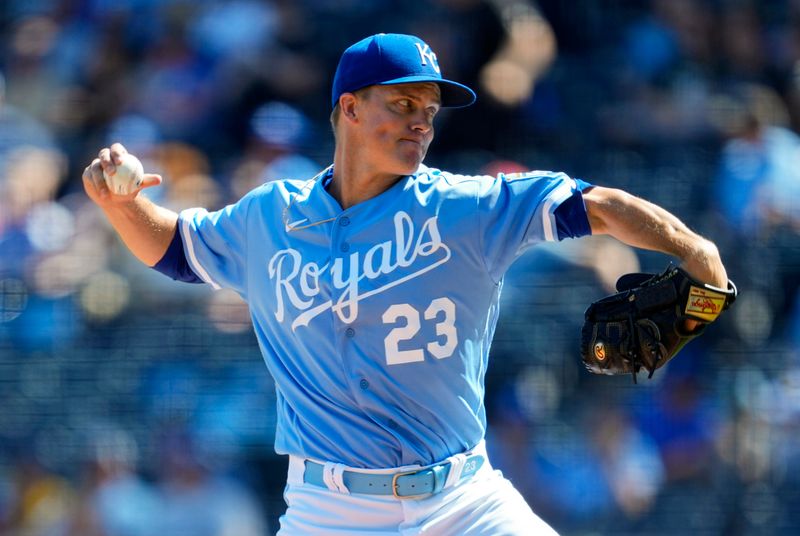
[82,143,162,207]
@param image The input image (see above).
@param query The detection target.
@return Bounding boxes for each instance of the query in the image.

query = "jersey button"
[345,327,355,338]
[359,379,369,390]
[340,242,350,253]
[339,216,350,227]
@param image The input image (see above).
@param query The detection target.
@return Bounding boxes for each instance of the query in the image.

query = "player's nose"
[410,112,433,135]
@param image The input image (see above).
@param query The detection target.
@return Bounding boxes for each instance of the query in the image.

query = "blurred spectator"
[135,16,218,143]
[229,101,322,199]
[65,426,158,536]
[713,82,800,340]
[0,69,60,244]
[714,83,799,237]
[0,147,66,275]
[152,427,268,536]
[601,0,717,145]
[1,15,64,125]
[589,408,665,519]
[0,72,57,181]
[633,374,721,484]
[0,455,74,536]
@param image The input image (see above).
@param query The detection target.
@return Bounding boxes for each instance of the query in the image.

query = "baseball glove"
[580,264,737,382]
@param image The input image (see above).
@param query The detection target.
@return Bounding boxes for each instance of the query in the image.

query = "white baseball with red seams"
[103,153,144,195]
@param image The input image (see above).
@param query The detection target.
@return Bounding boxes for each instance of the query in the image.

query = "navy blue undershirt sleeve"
[152,227,204,283]
[554,179,594,240]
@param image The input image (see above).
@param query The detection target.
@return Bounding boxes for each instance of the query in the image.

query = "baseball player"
[83,34,729,535]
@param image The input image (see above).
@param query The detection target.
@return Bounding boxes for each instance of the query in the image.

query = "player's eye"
[397,99,412,108]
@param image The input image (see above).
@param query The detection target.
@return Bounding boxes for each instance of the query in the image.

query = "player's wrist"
[679,240,727,289]
[99,194,143,214]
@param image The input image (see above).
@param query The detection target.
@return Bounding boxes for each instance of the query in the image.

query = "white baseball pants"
[277,443,559,535]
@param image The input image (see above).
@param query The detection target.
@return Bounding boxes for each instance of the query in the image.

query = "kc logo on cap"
[331,33,476,109]
[414,43,440,74]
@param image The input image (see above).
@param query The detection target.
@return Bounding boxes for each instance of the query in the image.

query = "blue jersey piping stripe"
[542,179,575,242]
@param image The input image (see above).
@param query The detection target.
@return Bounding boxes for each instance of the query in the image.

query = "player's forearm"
[583,186,727,288]
[102,196,178,267]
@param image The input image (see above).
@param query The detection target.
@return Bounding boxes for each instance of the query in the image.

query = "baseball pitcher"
[83,34,734,535]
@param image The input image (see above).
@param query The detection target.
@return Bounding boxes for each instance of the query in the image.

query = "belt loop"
[431,464,448,494]
[288,456,305,485]
[323,462,350,494]
[332,463,350,494]
[443,453,467,489]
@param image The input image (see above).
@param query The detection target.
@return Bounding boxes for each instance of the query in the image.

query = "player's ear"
[339,93,359,123]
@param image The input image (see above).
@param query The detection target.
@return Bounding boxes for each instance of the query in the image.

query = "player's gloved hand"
[580,264,737,382]
[82,142,162,208]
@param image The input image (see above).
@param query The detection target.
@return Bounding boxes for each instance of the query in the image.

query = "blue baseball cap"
[331,33,476,109]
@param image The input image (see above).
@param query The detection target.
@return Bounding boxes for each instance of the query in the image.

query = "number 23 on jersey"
[381,297,458,365]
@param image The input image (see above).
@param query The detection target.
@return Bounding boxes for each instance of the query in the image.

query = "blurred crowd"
[0,0,799,534]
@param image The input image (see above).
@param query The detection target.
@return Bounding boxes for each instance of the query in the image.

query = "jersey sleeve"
[178,193,255,296]
[477,171,592,281]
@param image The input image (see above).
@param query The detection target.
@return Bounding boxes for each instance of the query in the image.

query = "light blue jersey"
[179,165,591,468]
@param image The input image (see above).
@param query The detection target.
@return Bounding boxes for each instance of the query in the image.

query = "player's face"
[356,83,441,175]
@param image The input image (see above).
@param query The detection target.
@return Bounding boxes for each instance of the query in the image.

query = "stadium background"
[1,0,799,534]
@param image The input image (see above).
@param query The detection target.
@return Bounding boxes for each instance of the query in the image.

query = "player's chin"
[394,149,427,174]
[394,159,423,175]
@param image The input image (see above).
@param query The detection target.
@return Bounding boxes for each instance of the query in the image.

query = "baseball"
[103,153,144,195]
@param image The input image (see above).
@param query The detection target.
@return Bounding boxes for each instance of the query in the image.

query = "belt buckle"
[391,469,430,500]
